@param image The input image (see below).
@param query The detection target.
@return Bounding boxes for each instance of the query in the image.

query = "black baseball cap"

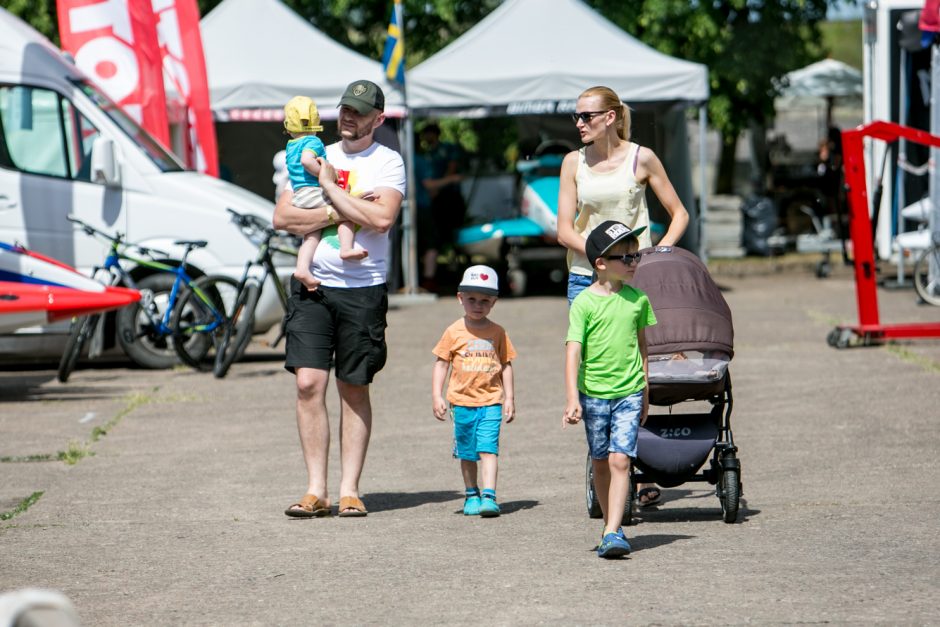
[584,220,646,267]
[338,80,385,114]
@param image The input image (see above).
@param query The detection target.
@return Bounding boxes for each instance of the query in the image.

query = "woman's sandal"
[284,494,332,518]
[337,496,368,517]
[637,487,662,507]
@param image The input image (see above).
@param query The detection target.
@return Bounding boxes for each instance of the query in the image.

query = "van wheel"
[116,273,179,369]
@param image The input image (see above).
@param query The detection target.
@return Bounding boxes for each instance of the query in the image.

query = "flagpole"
[386,0,419,295]
[400,54,419,295]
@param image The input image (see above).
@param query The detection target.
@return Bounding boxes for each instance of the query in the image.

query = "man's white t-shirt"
[309,141,406,288]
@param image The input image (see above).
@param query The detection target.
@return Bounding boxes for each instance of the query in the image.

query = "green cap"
[338,80,385,114]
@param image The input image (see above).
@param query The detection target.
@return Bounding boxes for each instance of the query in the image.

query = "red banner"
[57,0,171,147]
[152,0,219,177]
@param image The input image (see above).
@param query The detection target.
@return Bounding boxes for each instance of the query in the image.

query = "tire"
[213,281,261,378]
[171,275,239,371]
[621,475,636,527]
[719,468,740,523]
[585,454,603,519]
[57,314,99,383]
[116,273,179,369]
[913,245,940,306]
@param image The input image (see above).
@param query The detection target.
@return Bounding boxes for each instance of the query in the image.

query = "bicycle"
[57,216,237,381]
[211,208,296,378]
[913,232,940,306]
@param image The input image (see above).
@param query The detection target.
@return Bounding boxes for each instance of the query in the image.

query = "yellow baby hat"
[283,96,323,133]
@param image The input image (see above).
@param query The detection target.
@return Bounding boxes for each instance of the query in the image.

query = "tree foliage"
[586,0,830,140]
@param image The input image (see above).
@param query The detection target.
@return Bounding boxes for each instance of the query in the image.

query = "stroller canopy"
[631,247,734,358]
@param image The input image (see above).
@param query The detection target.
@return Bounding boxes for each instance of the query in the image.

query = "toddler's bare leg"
[460,459,478,491]
[294,230,322,290]
[337,221,368,260]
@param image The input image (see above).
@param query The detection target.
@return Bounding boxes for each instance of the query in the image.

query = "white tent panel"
[200,0,403,115]
[408,0,708,112]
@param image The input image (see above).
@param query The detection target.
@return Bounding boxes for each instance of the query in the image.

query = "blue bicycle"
[58,216,237,380]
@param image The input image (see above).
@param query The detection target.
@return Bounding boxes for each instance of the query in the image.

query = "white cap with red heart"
[457,265,499,296]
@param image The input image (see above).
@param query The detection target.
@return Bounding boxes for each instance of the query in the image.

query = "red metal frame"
[837,121,940,345]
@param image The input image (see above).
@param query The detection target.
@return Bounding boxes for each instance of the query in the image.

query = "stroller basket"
[634,405,723,488]
[649,350,730,405]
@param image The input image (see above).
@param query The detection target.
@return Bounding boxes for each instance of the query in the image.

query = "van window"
[0,85,99,182]
[77,81,184,173]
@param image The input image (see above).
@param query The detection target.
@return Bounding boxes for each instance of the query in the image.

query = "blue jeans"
[567,272,593,306]
[581,391,643,459]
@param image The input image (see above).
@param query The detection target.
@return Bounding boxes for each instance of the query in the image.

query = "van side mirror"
[90,137,121,187]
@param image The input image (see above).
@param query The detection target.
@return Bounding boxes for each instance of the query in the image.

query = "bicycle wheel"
[213,280,261,379]
[57,314,100,383]
[116,273,178,369]
[171,275,239,371]
[913,244,940,306]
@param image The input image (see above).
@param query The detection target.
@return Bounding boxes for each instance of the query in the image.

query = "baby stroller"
[585,246,741,524]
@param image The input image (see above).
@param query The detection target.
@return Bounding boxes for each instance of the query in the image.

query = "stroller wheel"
[621,477,636,527]
[719,468,740,523]
[584,455,636,525]
[585,455,603,519]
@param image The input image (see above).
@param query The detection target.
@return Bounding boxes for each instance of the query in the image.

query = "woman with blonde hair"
[557,85,689,507]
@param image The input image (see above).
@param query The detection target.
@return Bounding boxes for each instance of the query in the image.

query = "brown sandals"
[284,494,331,518]
[337,496,368,517]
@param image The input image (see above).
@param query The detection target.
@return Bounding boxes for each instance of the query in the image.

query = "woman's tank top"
[568,142,652,276]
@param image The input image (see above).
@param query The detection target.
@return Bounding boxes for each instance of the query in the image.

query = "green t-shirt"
[566,285,657,399]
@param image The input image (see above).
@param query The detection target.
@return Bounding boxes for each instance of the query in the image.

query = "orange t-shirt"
[432,318,516,407]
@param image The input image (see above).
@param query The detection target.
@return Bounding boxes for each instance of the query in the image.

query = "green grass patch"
[0,491,44,521]
[57,440,93,465]
[886,343,940,373]
[0,453,56,463]
[805,308,841,327]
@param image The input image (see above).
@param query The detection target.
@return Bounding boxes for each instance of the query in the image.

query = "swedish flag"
[382,0,405,85]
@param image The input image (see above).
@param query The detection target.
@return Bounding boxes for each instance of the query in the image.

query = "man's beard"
[342,123,371,141]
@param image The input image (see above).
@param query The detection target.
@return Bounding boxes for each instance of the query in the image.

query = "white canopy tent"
[408,0,707,114]
[199,0,404,120]
[407,0,710,256]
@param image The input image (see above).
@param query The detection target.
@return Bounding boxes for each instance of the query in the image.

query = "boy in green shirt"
[564,220,657,558]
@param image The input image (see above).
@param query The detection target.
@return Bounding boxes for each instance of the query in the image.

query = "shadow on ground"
[364,490,463,512]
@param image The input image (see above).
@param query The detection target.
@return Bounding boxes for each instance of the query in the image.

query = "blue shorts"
[581,391,643,459]
[567,272,593,306]
[452,405,503,461]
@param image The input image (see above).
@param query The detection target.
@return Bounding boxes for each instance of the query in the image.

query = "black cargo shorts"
[283,278,388,385]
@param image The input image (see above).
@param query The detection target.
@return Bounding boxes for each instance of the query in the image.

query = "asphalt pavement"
[1,260,939,625]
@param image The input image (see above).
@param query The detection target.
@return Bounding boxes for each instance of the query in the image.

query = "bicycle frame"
[71,217,227,340]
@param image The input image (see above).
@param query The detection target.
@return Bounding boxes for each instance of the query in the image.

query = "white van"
[0,8,290,364]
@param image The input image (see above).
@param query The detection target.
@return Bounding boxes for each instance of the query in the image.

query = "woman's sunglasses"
[605,252,643,265]
[571,110,610,124]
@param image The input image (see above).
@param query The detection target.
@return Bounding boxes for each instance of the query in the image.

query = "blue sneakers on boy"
[597,529,631,558]
[463,496,481,516]
[479,497,500,517]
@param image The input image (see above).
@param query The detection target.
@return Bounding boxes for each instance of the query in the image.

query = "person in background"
[415,123,466,293]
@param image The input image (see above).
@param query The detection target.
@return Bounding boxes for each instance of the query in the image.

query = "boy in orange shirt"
[432,265,516,517]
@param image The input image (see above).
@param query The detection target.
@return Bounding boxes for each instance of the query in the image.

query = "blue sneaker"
[479,497,501,517]
[463,496,481,516]
[597,529,631,558]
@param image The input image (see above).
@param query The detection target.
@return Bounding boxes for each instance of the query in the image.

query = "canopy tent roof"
[407,0,708,116]
[199,0,403,120]
[779,58,863,99]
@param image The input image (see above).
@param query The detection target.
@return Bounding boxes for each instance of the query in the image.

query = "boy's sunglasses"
[571,110,610,124]
[605,252,643,265]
